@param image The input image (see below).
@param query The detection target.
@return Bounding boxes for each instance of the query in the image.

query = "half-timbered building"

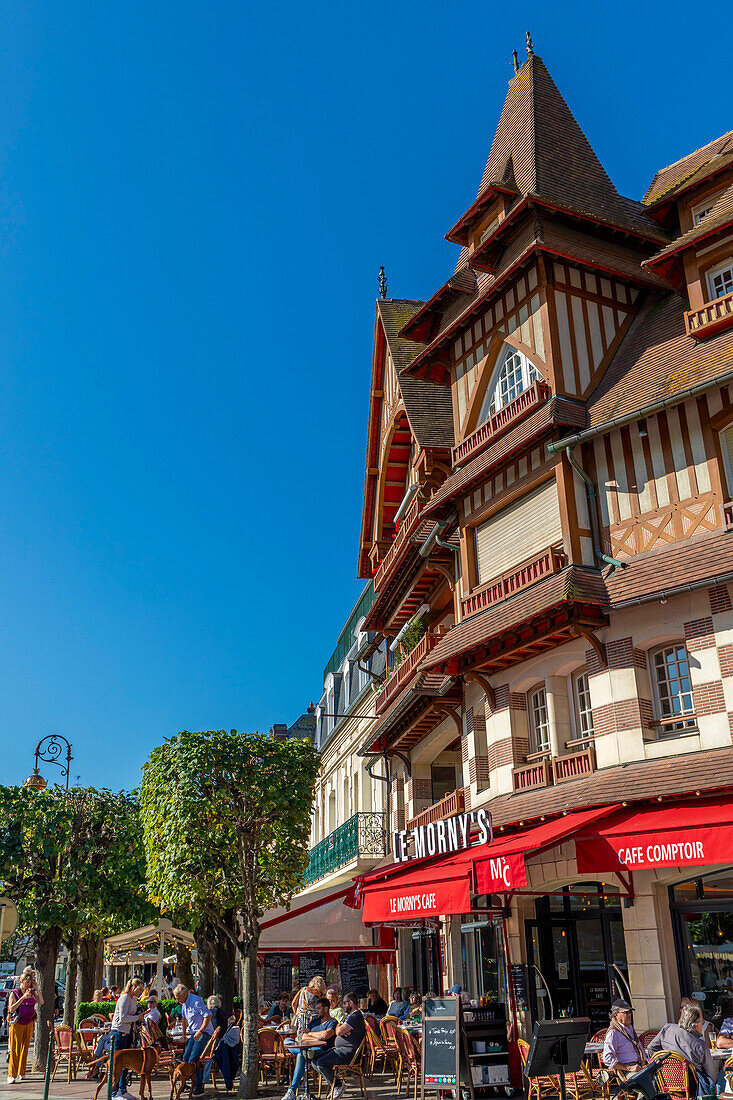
[349,44,733,1036]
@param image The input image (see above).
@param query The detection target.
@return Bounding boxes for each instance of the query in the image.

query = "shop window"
[650,643,696,733]
[460,913,506,1003]
[572,669,594,740]
[670,869,733,1008]
[529,686,551,754]
[477,344,541,423]
[708,260,733,300]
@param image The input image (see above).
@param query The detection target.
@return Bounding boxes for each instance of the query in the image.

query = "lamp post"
[23,735,73,792]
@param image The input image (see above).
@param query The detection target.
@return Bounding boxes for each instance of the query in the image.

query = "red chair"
[51,1025,81,1083]
[649,1050,697,1100]
[258,1027,289,1086]
[639,1030,658,1051]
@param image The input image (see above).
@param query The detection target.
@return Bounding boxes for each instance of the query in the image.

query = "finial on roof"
[526,31,534,56]
[511,49,520,74]
[378,266,388,299]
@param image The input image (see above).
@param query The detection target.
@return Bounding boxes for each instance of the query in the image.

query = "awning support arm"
[464,671,496,711]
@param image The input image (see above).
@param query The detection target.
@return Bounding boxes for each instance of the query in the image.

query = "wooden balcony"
[407,787,466,830]
[373,493,422,592]
[375,632,438,715]
[512,746,596,792]
[461,545,565,619]
[451,380,550,467]
[685,291,733,340]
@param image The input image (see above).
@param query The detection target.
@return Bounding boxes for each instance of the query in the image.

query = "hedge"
[76,997,244,1026]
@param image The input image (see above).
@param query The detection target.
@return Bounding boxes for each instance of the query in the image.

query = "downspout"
[563,445,628,572]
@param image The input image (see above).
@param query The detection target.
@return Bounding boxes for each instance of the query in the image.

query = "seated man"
[281,996,337,1100]
[267,993,292,1024]
[649,1003,719,1095]
[602,1000,647,1077]
[312,991,365,1099]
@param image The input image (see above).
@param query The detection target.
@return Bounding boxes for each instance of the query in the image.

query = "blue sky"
[0,0,730,792]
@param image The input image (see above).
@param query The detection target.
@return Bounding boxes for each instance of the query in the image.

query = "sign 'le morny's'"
[393,808,493,863]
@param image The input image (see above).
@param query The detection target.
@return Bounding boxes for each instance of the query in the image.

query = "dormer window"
[708,260,733,300]
[477,344,540,423]
[692,193,722,225]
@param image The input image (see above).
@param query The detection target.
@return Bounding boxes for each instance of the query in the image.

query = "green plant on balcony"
[397,617,426,663]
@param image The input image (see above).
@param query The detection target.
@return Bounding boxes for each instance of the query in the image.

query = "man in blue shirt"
[281,997,337,1100]
[267,993,292,1023]
[175,984,215,1098]
[312,992,366,1098]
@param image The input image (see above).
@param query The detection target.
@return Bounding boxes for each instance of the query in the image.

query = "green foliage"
[140,729,321,942]
[76,997,244,1025]
[0,785,155,939]
[398,617,425,661]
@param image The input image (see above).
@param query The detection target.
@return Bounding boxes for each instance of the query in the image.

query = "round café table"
[286,1040,328,1100]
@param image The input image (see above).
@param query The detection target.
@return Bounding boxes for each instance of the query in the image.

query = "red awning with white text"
[575,797,733,874]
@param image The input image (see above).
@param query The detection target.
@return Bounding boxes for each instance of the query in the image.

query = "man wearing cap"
[602,1000,647,1077]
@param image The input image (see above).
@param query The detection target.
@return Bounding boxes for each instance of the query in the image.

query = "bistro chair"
[639,1030,658,1051]
[51,1024,81,1083]
[77,1018,100,1057]
[589,1029,608,1044]
[192,1027,221,1098]
[380,1016,402,1052]
[518,1037,594,1100]
[395,1027,420,1099]
[364,1020,398,1081]
[325,1038,368,1100]
[649,1050,697,1100]
[258,1027,289,1086]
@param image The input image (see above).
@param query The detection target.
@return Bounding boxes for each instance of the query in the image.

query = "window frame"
[571,668,595,743]
[649,641,697,735]
[692,193,721,226]
[707,258,733,301]
[528,684,551,755]
[477,345,541,424]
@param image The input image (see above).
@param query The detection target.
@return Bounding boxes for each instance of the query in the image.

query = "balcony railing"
[461,546,565,619]
[302,811,386,886]
[374,493,422,592]
[451,380,550,467]
[375,632,438,715]
[406,787,466,830]
[685,291,733,339]
[512,747,596,792]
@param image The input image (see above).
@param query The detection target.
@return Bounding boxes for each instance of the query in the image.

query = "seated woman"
[366,989,388,1017]
[649,1003,720,1096]
[602,1000,647,1077]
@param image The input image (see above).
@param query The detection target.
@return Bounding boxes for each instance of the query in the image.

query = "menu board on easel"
[339,952,369,997]
[298,953,327,987]
[421,997,462,1095]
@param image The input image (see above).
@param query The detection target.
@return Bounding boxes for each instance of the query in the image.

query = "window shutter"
[720,425,733,493]
[475,479,563,584]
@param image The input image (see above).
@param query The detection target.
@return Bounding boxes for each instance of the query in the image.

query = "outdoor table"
[287,1040,328,1100]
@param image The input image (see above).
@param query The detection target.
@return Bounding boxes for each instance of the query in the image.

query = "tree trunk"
[238,935,259,1099]
[63,933,78,1026]
[94,937,104,992]
[195,921,215,1000]
[213,911,236,1018]
[33,925,62,1072]
[175,942,195,991]
[77,933,102,1006]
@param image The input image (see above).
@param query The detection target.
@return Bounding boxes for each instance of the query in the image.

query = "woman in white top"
[110,978,145,1098]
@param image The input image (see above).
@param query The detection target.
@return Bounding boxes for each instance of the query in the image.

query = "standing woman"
[109,977,145,1099]
[291,976,326,1039]
[7,973,39,1083]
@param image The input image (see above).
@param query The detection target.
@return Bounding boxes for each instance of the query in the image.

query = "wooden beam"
[463,671,496,710]
[572,624,607,667]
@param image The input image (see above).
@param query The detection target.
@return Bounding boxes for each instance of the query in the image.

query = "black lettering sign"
[422,997,459,1088]
[264,954,292,1001]
[511,964,529,1012]
[338,952,369,997]
[298,953,326,987]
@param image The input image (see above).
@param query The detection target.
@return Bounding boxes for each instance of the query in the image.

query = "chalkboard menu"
[582,982,611,1031]
[511,964,529,1011]
[339,952,369,997]
[421,997,460,1090]
[298,953,327,987]
[264,954,292,1001]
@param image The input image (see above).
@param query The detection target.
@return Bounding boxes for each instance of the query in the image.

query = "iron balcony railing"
[303,811,387,886]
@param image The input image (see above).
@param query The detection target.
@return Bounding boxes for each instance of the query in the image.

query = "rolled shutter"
[475,478,563,584]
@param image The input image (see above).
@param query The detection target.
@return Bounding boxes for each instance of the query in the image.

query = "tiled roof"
[487,746,733,827]
[587,293,733,427]
[643,131,733,206]
[469,55,663,242]
[377,298,455,449]
[606,530,733,607]
[646,182,733,265]
[423,566,608,668]
[425,394,587,515]
[538,220,666,288]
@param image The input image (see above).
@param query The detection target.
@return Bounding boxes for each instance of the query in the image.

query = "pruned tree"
[0,785,152,1068]
[140,729,319,1098]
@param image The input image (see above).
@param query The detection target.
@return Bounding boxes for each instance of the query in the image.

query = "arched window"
[478,344,540,423]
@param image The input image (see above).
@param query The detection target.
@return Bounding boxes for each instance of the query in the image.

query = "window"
[573,670,594,739]
[720,424,733,494]
[474,479,562,586]
[708,260,733,300]
[477,344,540,423]
[651,643,696,732]
[529,686,551,753]
[692,194,721,225]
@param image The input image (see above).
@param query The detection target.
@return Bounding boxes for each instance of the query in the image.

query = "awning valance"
[575,796,733,873]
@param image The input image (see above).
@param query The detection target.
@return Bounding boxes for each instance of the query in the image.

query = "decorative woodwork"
[374,633,438,715]
[461,545,566,619]
[406,787,466,830]
[605,492,722,558]
[452,380,550,467]
[552,745,596,784]
[724,501,733,532]
[512,756,552,792]
[464,671,496,710]
[373,492,422,592]
[685,290,733,340]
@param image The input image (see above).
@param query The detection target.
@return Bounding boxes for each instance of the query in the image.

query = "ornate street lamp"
[23,735,73,792]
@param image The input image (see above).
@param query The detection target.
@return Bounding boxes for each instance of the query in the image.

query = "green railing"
[303,812,386,886]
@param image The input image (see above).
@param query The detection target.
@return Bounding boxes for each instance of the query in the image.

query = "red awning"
[575,797,733,874]
[357,804,617,922]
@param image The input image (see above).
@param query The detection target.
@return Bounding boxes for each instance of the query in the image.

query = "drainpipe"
[563,445,628,572]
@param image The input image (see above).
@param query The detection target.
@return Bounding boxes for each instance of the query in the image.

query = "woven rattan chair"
[326,1038,368,1100]
[649,1049,697,1100]
[258,1027,289,1086]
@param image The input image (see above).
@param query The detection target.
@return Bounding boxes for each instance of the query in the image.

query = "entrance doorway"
[525,883,629,1029]
[411,928,442,994]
